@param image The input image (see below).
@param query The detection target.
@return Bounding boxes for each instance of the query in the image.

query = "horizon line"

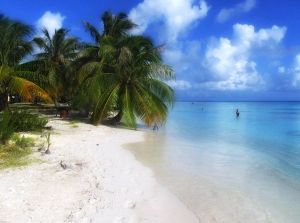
[175,100,300,103]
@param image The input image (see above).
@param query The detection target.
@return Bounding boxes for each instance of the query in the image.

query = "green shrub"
[2,110,48,132]
[11,134,35,149]
[0,137,34,169]
[0,110,48,144]
[0,111,15,144]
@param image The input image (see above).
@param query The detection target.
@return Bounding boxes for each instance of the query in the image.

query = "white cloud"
[37,11,65,36]
[164,40,202,74]
[232,24,286,45]
[292,54,300,87]
[129,0,209,42]
[167,80,192,90]
[278,66,286,74]
[216,0,256,23]
[129,0,289,95]
[204,24,287,90]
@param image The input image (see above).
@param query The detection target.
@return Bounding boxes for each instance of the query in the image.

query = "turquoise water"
[127,102,300,223]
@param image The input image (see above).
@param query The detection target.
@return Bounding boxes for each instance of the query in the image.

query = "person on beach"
[236,109,240,118]
[153,123,159,131]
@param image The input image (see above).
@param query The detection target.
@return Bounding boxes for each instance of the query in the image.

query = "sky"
[1,0,300,101]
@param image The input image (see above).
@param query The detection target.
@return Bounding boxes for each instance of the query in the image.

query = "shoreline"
[0,119,198,223]
[125,131,280,223]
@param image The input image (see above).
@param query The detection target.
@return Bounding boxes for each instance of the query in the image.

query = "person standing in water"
[236,109,240,118]
[153,123,159,131]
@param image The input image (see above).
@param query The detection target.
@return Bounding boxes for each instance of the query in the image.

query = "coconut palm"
[72,11,137,115]
[84,11,136,42]
[75,12,174,128]
[0,15,51,110]
[0,14,32,67]
[0,65,51,109]
[32,28,80,103]
[75,11,137,69]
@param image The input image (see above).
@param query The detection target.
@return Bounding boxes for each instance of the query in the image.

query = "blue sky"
[1,0,300,101]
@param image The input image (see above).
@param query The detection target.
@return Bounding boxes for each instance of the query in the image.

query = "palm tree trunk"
[107,110,123,125]
[0,93,8,111]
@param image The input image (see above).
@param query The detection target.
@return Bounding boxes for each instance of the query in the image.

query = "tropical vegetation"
[0,11,175,129]
[0,133,35,169]
[74,12,174,127]
[0,15,52,111]
[31,28,81,103]
[0,110,47,169]
[0,110,48,144]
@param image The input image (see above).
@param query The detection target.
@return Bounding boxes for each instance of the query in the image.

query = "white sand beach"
[0,120,198,223]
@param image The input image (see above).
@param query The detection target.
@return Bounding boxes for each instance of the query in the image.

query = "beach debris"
[40,131,51,154]
[75,162,84,168]
[37,143,45,152]
[60,160,67,169]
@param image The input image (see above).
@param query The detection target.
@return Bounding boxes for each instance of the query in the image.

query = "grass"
[68,119,79,128]
[0,134,37,169]
[9,103,55,110]
[9,103,57,117]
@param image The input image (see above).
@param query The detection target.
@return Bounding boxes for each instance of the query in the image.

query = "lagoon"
[128,102,300,223]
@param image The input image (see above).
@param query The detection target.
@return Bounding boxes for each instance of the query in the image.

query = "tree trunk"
[91,109,122,126]
[106,110,123,125]
[0,93,8,111]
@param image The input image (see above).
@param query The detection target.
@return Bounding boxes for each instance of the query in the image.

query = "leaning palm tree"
[91,36,174,128]
[32,28,80,103]
[75,12,174,128]
[0,15,51,110]
[72,11,137,115]
[0,65,51,109]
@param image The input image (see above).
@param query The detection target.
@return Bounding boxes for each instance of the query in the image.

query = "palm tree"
[32,28,80,103]
[72,11,137,113]
[75,12,174,128]
[85,11,137,40]
[0,15,32,67]
[0,15,51,110]
[0,65,51,109]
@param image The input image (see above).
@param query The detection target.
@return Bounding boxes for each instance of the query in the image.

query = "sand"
[0,120,199,223]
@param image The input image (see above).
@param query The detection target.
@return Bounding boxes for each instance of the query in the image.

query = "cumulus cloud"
[129,0,288,97]
[164,41,202,76]
[36,11,65,36]
[216,0,256,23]
[204,24,287,90]
[129,0,209,42]
[292,54,300,87]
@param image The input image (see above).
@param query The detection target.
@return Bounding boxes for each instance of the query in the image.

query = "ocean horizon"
[127,102,300,223]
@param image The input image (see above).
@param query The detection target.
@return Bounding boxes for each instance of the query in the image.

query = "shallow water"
[126,102,300,223]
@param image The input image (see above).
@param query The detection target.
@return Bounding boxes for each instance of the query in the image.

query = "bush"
[11,134,35,149]
[0,110,48,144]
[6,110,48,132]
[0,135,34,169]
[0,112,15,144]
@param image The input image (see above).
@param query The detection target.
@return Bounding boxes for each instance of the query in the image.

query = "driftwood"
[60,160,67,169]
